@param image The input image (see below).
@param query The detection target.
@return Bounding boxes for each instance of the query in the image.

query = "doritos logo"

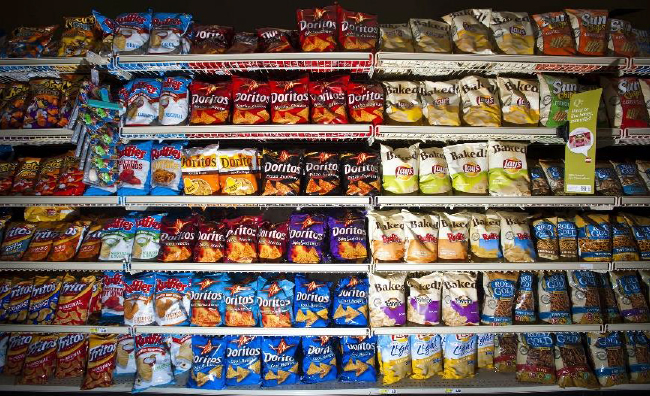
[272,339,293,355]
[198,278,216,290]
[353,152,376,165]
[264,282,282,298]
[226,284,251,295]
[199,339,216,355]
[303,281,325,293]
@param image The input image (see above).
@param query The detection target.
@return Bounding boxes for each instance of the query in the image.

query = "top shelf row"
[1,53,650,80]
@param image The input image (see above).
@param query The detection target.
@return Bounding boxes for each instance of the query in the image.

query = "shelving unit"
[372,324,603,335]
[133,262,370,273]
[0,261,125,271]
[374,262,610,272]
[0,128,74,145]
[124,195,373,208]
[374,196,618,209]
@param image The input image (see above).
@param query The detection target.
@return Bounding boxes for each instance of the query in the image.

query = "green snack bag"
[419,146,452,195]
[381,143,419,194]
[443,142,488,194]
[487,140,531,196]
[538,74,578,128]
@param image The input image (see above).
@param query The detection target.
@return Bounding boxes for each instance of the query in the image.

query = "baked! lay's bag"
[294,274,331,328]
[443,143,488,195]
[497,77,540,126]
[225,335,261,386]
[188,335,226,390]
[420,80,461,127]
[340,336,377,383]
[261,336,300,387]
[490,12,534,54]
[459,76,501,127]
[382,81,423,125]
[381,143,419,194]
[302,336,337,384]
[419,147,452,195]
[488,141,531,196]
[333,276,369,326]
[443,9,494,54]
[377,335,411,385]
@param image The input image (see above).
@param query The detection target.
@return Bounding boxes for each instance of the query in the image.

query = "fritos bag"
[218,148,259,196]
[6,277,33,323]
[270,76,310,124]
[309,75,349,124]
[182,144,220,196]
[532,12,575,55]
[488,140,530,196]
[380,24,414,52]
[382,81,423,125]
[5,333,33,376]
[19,334,58,385]
[347,81,384,124]
[420,80,461,126]
[55,333,87,379]
[459,76,501,127]
[190,81,231,125]
[443,9,494,54]
[367,210,404,262]
[497,77,539,126]
[565,9,608,56]
[443,143,488,195]
[232,77,271,125]
[297,6,337,52]
[608,19,639,56]
[337,7,379,51]
[48,220,90,262]
[490,12,534,54]
[381,143,419,194]
[538,74,577,128]
[23,222,61,261]
[409,19,451,53]
[53,274,95,325]
[601,76,649,129]
[26,275,61,324]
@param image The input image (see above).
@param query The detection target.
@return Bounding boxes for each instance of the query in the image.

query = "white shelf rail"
[374,262,610,272]
[124,195,373,208]
[0,128,74,145]
[375,195,617,209]
[133,262,370,273]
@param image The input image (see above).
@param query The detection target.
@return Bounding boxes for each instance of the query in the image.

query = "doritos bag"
[224,215,261,263]
[188,335,226,389]
[328,212,368,262]
[302,336,337,383]
[340,336,377,383]
[341,152,381,196]
[53,274,95,326]
[270,76,310,124]
[232,77,271,125]
[262,149,303,196]
[189,81,231,125]
[258,221,288,262]
[565,9,608,56]
[19,334,58,385]
[182,144,220,195]
[333,276,369,326]
[257,275,293,328]
[194,220,226,263]
[224,275,258,327]
[294,274,332,327]
[158,214,198,262]
[225,335,262,386]
[261,336,300,387]
[288,213,327,264]
[191,25,233,54]
[347,81,384,125]
[189,273,229,327]
[304,152,340,196]
[337,7,379,51]
[218,148,259,196]
[227,32,258,53]
[309,75,349,124]
[297,6,337,52]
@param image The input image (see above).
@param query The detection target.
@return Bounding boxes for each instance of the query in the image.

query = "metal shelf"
[372,324,602,335]
[0,57,92,81]
[606,323,650,332]
[616,127,650,145]
[0,128,73,145]
[116,52,374,75]
[120,124,373,141]
[133,262,370,273]
[0,196,121,207]
[619,196,650,207]
[374,262,610,272]
[124,195,372,208]
[135,326,370,337]
[0,324,129,334]
[0,261,124,271]
[629,57,650,75]
[375,195,617,209]
[374,52,627,76]
[612,261,650,270]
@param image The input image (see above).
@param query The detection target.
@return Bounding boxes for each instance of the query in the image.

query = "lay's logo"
[503,158,522,171]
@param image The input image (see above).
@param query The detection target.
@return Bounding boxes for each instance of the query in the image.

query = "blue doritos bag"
[224,275,258,327]
[189,273,229,327]
[257,275,294,328]
[333,276,369,326]
[225,335,262,387]
[117,140,153,196]
[261,336,300,387]
[302,336,337,384]
[188,335,226,390]
[340,336,377,383]
[151,141,186,195]
[294,274,332,328]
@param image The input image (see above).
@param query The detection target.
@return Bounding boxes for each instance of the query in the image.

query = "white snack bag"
[368,272,407,327]
[438,212,470,261]
[442,9,494,54]
[367,210,405,262]
[133,334,174,391]
[402,209,439,263]
[459,76,501,127]
[497,211,536,263]
[490,11,534,55]
[443,142,488,194]
[419,146,452,195]
[442,272,479,326]
[115,334,137,375]
[166,334,192,374]
[381,143,419,194]
[409,19,452,53]
[159,77,190,126]
[420,80,461,126]
[468,211,502,261]
[407,272,443,325]
[488,140,531,197]
[497,77,540,126]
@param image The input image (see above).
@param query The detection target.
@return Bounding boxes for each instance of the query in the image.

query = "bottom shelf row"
[2,331,650,394]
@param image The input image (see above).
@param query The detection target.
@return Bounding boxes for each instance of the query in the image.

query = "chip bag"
[182,144,220,195]
[166,334,192,375]
[419,147,452,195]
[532,12,575,55]
[469,211,502,261]
[497,77,540,126]
[55,333,88,379]
[117,140,152,196]
[194,221,226,263]
[328,212,367,262]
[333,276,369,326]
[114,334,136,376]
[420,80,461,126]
[304,151,340,196]
[33,156,64,196]
[367,210,405,262]
[402,210,438,263]
[538,74,578,127]
[113,11,152,54]
[490,12,534,54]
[22,222,61,261]
[53,274,95,326]
[288,213,326,263]
[1,222,37,261]
[100,271,125,324]
[26,275,61,324]
[189,81,231,125]
[6,25,58,58]
[11,158,41,195]
[294,274,331,327]
[587,332,628,387]
[337,7,379,51]
[22,79,63,129]
[6,277,33,323]
[565,9,608,56]
[383,81,423,125]
[443,9,494,54]
[151,142,185,195]
[347,81,384,124]
[601,76,649,129]
[381,143,419,194]
[232,77,271,125]
[191,25,233,54]
[19,334,58,385]
[224,335,261,386]
[442,272,479,326]
[159,76,190,126]
[341,151,381,196]
[443,143,488,195]
[99,216,137,261]
[410,335,442,380]
[608,19,638,57]
[227,32,258,53]
[380,24,414,52]
[224,215,260,263]
[125,78,162,126]
[488,140,530,196]
[442,334,477,379]
[407,272,442,325]
[309,75,349,124]
[260,336,300,387]
[148,13,192,54]
[516,333,556,384]
[75,221,104,261]
[188,335,226,389]
[623,331,650,384]
[262,149,303,196]
[154,272,191,326]
[48,220,90,262]
[341,336,377,383]
[377,335,411,385]
[58,16,97,56]
[0,83,29,129]
[257,276,293,328]
[224,276,258,327]
[81,334,117,390]
[297,6,337,52]
[479,334,496,369]
[302,336,337,384]
[257,28,294,52]
[459,76,501,127]
[158,214,198,262]
[575,213,612,262]
[409,19,451,53]
[5,333,33,376]
[218,148,259,196]
[189,273,228,327]
[269,76,309,124]
[133,333,175,392]
[368,272,407,327]
[124,272,155,326]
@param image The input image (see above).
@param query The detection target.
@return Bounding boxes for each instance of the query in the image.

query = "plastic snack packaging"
[309,75,349,124]
[166,334,192,375]
[328,212,368,263]
[6,277,34,323]
[154,272,192,326]
[407,272,442,325]
[600,76,649,129]
[411,334,442,379]
[333,276,369,326]
[125,79,162,126]
[382,81,423,125]
[442,334,477,379]
[575,213,612,262]
[595,161,623,196]
[294,274,332,328]
[189,81,231,125]
[622,213,650,261]
[81,334,117,390]
[113,11,153,54]
[188,335,226,389]
[488,141,530,196]
[611,160,648,196]
[610,271,650,323]
[57,75,85,128]
[257,276,293,328]
[261,149,302,196]
[443,142,488,195]
[151,142,185,195]
[0,161,18,194]
[538,271,571,325]
[420,80,461,126]
[22,79,63,129]
[340,335,376,383]
[301,336,337,384]
[367,210,405,262]
[516,333,556,384]
[342,151,381,196]
[19,334,58,384]
[148,13,192,54]
[99,216,137,261]
[58,16,96,56]
[257,28,295,52]
[6,25,58,58]
[608,19,638,56]
[481,272,517,325]
[442,272,479,326]
[189,273,228,327]
[498,211,536,263]
[347,81,384,124]
[26,275,61,324]
[587,332,628,387]
[565,9,608,56]
[532,217,559,261]
[623,331,650,384]
[269,76,309,124]
[368,272,406,327]
[257,221,288,263]
[494,334,517,373]
[381,143,419,194]
[539,159,565,195]
[48,220,90,262]
[537,74,577,128]
[158,214,198,263]
[568,270,603,325]
[297,6,337,52]
[409,19,451,53]
[497,77,539,126]
[304,152,340,196]
[515,273,536,323]
[115,334,136,376]
[11,157,41,195]
[53,274,95,325]
[337,7,379,51]
[133,333,175,392]
[468,211,502,261]
[224,216,261,264]
[193,221,226,263]
[554,332,598,388]
[218,148,259,196]
[459,76,501,127]
[438,212,470,261]
[380,24,414,52]
[635,29,650,57]
[22,223,61,261]
[191,25,234,54]
[5,333,33,376]
[402,210,438,263]
[442,9,494,54]
[611,214,640,261]
[377,334,411,385]
[232,77,271,124]
[224,335,262,386]
[33,156,64,196]
[418,147,452,195]
[532,12,575,55]
[477,333,495,369]
[224,275,258,326]
[55,333,88,379]
[0,82,30,129]
[261,336,300,386]
[182,144,220,195]
[490,12,534,54]
[1,222,37,260]
[637,160,650,191]
[159,76,191,126]
[99,271,125,324]
[227,32,258,53]
[123,272,155,326]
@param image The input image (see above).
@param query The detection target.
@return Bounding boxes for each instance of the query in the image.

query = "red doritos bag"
[158,214,198,262]
[194,220,226,263]
[232,76,271,125]
[257,28,295,52]
[270,76,310,125]
[309,75,349,124]
[337,7,379,51]
[258,221,289,263]
[347,81,384,125]
[297,6,338,52]
[224,216,262,263]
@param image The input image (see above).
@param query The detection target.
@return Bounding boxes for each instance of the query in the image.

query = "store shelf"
[0,261,124,271]
[372,324,602,335]
[616,127,650,145]
[606,323,650,332]
[115,52,373,75]
[0,128,73,145]
[135,326,370,337]
[374,262,609,272]
[374,52,627,76]
[0,57,92,81]
[612,261,650,270]
[618,196,650,207]
[0,196,121,207]
[375,195,617,209]
[0,324,129,334]
[132,262,370,273]
[629,57,650,75]
[124,195,372,208]
[120,124,373,141]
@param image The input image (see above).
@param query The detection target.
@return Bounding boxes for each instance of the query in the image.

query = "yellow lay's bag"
[497,77,539,126]
[443,9,494,54]
[490,12,534,54]
[459,76,501,127]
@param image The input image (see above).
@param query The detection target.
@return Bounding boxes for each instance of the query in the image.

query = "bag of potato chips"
[442,272,479,326]
[402,210,438,263]
[438,212,470,261]
[407,272,442,325]
[409,19,451,53]
[565,9,608,56]
[420,80,461,126]
[488,141,530,196]
[468,211,502,261]
[442,334,477,379]
[490,12,534,54]
[367,210,404,262]
[133,333,174,392]
[419,147,452,195]
[443,9,494,54]
[381,143,419,194]
[380,24,414,52]
[532,12,575,55]
[497,211,536,263]
[382,81,423,125]
[443,142,488,195]
[497,77,539,126]
[459,76,501,127]
[538,74,577,128]
[377,335,411,385]
[410,335,442,379]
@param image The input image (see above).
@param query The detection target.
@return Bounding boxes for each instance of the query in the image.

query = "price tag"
[90,327,107,334]
[445,389,462,394]
[378,389,397,394]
